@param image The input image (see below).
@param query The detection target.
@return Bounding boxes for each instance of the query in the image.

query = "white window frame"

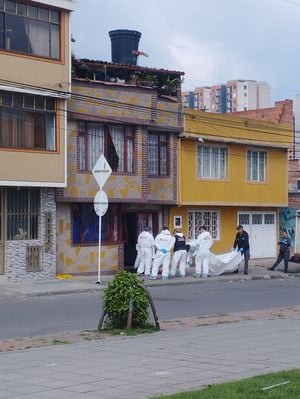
[197,145,227,179]
[188,210,220,240]
[247,149,267,182]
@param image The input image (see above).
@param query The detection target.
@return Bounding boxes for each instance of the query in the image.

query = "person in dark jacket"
[268,229,291,273]
[169,230,188,277]
[233,224,250,275]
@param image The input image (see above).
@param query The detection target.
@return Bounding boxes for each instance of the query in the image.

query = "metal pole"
[96,215,102,284]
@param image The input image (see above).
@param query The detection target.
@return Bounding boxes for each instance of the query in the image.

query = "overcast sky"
[71,0,300,103]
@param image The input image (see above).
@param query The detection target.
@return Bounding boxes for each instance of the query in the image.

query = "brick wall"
[232,99,293,124]
[289,193,300,209]
[288,159,300,192]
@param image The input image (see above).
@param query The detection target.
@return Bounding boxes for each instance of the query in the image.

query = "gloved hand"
[160,248,168,254]
[239,248,244,254]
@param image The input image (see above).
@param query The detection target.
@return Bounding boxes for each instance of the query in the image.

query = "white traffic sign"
[94,190,108,217]
[92,154,112,189]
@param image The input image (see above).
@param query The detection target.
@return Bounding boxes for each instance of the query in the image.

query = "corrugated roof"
[73,58,185,76]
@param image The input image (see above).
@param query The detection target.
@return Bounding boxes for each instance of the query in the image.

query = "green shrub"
[103,271,149,329]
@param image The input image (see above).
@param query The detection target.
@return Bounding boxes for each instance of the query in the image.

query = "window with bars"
[148,132,168,176]
[0,91,56,150]
[72,203,121,245]
[197,145,227,179]
[0,0,61,59]
[7,188,40,240]
[247,150,267,182]
[188,211,220,240]
[78,122,134,173]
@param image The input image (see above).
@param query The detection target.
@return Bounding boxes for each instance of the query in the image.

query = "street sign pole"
[92,154,112,285]
[97,213,102,284]
[94,190,108,284]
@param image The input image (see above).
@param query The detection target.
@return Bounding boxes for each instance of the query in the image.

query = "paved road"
[1,278,300,340]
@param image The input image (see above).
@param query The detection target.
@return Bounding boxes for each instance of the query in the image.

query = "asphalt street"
[1,278,300,340]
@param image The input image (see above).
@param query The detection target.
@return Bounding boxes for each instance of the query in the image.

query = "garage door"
[238,212,277,258]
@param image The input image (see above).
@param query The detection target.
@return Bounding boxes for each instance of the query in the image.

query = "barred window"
[247,150,266,182]
[7,188,40,240]
[148,132,168,176]
[0,91,56,150]
[188,210,220,240]
[198,145,227,179]
[78,122,134,173]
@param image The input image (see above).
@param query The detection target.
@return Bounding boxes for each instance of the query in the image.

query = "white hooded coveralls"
[151,229,175,278]
[195,231,213,277]
[136,231,155,276]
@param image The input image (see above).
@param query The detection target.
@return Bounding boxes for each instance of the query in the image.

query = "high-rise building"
[226,80,271,112]
[183,80,271,113]
[210,85,227,113]
[193,86,211,111]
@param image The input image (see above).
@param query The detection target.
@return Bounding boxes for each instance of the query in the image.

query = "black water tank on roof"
[109,29,141,65]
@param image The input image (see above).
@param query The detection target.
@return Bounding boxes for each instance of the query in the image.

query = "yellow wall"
[180,110,291,207]
[169,206,278,254]
[185,110,292,147]
[180,141,288,206]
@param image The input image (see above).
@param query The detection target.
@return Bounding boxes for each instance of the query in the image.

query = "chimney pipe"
[109,29,141,65]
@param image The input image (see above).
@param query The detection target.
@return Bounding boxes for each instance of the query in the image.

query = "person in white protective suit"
[135,227,155,277]
[170,230,188,277]
[193,225,213,278]
[149,227,175,280]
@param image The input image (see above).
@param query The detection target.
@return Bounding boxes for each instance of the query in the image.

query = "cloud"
[169,34,248,90]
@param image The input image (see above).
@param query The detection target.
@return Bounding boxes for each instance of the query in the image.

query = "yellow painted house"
[170,105,293,258]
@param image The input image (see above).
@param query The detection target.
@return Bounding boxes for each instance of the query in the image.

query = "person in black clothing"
[233,224,250,275]
[268,229,291,273]
[169,229,188,277]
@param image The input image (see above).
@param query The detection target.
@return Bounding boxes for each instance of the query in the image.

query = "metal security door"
[238,212,276,258]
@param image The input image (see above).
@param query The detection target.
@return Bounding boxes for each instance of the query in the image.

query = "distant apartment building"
[193,87,211,111]
[183,80,271,113]
[226,80,271,112]
[210,85,226,113]
[182,91,194,108]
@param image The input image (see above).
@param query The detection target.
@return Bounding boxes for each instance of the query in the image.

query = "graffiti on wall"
[280,208,296,247]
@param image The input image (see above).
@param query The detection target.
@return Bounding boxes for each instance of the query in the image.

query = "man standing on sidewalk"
[193,226,213,278]
[170,229,188,278]
[150,227,175,280]
[233,224,250,275]
[268,229,291,273]
[135,226,155,277]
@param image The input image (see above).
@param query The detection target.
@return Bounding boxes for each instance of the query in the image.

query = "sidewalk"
[1,316,300,399]
[0,258,299,299]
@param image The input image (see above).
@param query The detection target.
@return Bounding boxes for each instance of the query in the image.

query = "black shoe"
[267,267,274,271]
[233,269,239,274]
[244,272,248,275]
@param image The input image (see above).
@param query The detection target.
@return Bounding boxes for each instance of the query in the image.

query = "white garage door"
[238,212,277,258]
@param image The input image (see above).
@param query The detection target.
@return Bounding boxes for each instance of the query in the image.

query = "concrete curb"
[0,268,295,299]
